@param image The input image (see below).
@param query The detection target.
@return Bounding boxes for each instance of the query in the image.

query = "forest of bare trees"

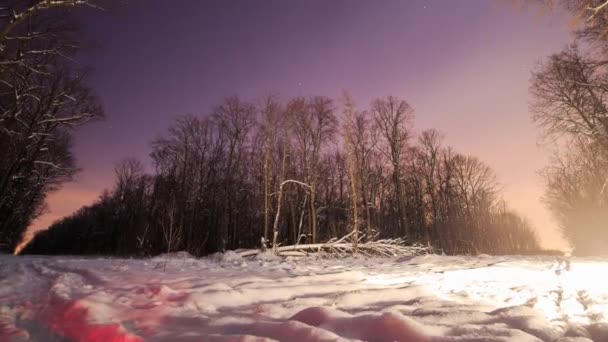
[22,95,541,256]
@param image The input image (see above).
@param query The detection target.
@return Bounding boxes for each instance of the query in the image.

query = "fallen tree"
[237,232,433,259]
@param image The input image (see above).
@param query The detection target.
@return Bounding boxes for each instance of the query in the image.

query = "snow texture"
[1,253,608,341]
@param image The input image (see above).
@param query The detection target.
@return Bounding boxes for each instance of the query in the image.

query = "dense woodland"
[4,0,608,256]
[22,95,541,256]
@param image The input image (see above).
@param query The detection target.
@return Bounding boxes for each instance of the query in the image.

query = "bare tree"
[260,96,282,242]
[287,96,337,243]
[417,129,443,247]
[342,93,360,251]
[0,1,101,47]
[531,46,608,153]
[452,155,498,213]
[538,0,608,50]
[350,109,379,238]
[543,137,608,255]
[115,159,145,199]
[161,196,181,253]
[371,96,415,240]
[212,96,256,250]
[529,6,608,253]
[0,2,103,250]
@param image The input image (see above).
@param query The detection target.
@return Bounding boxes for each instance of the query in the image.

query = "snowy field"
[1,253,608,342]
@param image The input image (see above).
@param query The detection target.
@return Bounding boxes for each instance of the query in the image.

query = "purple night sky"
[25,0,574,250]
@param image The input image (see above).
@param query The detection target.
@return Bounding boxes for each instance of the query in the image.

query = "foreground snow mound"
[253,250,282,262]
[153,250,197,260]
[210,250,243,263]
[1,254,608,341]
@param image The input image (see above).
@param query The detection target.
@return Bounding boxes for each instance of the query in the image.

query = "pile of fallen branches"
[237,231,433,259]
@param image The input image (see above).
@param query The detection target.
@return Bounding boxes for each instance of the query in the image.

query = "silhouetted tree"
[286,96,338,243]
[371,96,415,240]
[542,138,608,255]
[0,1,103,251]
[531,1,608,255]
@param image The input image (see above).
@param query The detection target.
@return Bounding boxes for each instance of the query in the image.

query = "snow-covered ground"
[1,252,607,342]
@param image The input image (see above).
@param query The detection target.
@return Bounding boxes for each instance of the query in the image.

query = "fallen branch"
[236,233,432,259]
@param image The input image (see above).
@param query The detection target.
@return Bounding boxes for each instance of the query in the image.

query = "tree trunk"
[272,147,288,253]
[310,182,317,243]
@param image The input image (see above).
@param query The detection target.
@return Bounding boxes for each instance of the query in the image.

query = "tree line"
[22,95,541,256]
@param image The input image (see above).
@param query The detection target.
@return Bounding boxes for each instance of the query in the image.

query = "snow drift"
[1,253,607,341]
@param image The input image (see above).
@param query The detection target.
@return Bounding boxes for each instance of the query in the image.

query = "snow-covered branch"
[238,233,432,259]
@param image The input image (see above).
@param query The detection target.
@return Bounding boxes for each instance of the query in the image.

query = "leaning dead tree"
[272,179,311,254]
